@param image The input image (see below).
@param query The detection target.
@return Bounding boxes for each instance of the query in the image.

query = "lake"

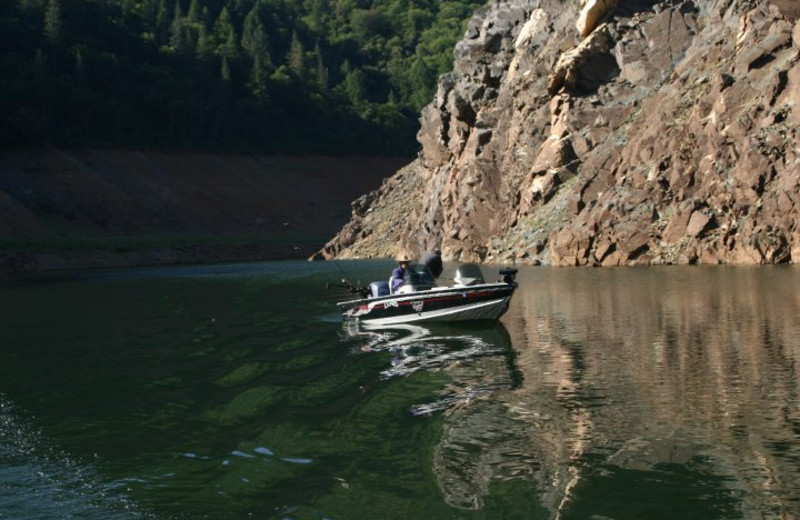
[1,261,799,519]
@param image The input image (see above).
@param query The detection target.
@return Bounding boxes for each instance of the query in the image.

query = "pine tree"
[249,53,269,99]
[170,0,188,53]
[304,0,328,33]
[220,55,231,82]
[43,0,62,46]
[343,64,366,106]
[314,41,327,90]
[196,25,213,62]
[18,0,36,13]
[287,30,305,81]
[212,7,239,59]
[142,0,160,24]
[241,11,265,58]
[223,29,239,60]
[156,0,170,44]
[241,12,271,72]
[187,0,201,23]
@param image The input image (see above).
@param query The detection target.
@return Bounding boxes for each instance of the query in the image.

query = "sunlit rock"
[576,0,619,39]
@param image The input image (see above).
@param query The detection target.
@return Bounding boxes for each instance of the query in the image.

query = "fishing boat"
[336,261,518,326]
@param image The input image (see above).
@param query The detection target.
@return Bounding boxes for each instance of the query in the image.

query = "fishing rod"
[325,259,370,298]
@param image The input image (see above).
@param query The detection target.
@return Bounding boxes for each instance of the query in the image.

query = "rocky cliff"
[315,0,800,266]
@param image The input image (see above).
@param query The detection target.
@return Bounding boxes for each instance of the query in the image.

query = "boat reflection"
[340,320,520,416]
[341,320,536,510]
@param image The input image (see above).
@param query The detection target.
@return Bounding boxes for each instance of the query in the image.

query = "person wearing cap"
[390,258,410,293]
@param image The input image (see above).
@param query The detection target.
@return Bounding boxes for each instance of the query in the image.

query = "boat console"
[395,263,437,294]
[454,264,485,286]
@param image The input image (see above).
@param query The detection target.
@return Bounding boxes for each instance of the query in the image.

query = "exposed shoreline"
[0,149,409,275]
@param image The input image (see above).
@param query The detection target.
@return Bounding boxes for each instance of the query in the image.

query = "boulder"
[686,211,712,238]
[577,0,619,39]
[548,24,616,95]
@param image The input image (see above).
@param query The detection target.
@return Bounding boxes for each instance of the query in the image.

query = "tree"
[314,41,328,90]
[343,64,366,106]
[212,7,238,59]
[220,55,231,82]
[0,0,484,155]
[43,0,62,45]
[17,0,37,13]
[222,29,239,60]
[303,0,328,34]
[352,8,389,44]
[187,0,201,23]
[156,0,170,41]
[249,53,269,99]
[170,0,190,53]
[141,0,160,25]
[287,30,305,80]
[196,25,213,62]
[241,9,270,64]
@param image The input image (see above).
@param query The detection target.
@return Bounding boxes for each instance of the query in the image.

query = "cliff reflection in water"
[412,267,800,518]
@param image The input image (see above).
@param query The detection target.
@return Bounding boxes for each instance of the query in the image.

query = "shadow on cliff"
[572,0,668,96]
[616,0,661,17]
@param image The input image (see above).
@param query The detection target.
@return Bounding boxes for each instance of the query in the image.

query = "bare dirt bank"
[0,149,408,274]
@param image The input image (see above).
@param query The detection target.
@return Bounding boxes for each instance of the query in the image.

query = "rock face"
[577,0,620,39]
[315,0,800,266]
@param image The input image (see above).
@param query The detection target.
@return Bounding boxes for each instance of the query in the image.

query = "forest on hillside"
[0,0,485,155]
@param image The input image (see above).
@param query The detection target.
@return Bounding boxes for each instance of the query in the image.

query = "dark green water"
[1,261,799,519]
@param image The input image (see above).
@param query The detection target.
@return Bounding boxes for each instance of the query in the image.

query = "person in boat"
[419,249,443,279]
[390,258,410,293]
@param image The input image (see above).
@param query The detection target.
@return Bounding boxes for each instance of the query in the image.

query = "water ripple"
[0,397,156,520]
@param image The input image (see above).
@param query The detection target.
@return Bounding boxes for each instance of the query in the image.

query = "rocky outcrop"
[315,0,800,267]
[577,0,620,39]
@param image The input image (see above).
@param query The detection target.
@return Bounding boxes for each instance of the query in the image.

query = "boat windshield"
[401,263,436,291]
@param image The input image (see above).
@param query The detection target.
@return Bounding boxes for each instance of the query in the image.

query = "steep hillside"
[315,0,800,266]
[0,150,404,272]
[0,0,482,155]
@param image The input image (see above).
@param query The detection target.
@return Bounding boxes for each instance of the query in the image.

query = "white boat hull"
[359,296,512,326]
[338,282,516,326]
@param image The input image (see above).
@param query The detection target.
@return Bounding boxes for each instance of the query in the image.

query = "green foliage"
[0,0,486,155]
[43,0,62,44]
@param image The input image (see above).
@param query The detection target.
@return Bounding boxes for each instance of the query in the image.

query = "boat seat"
[370,281,390,298]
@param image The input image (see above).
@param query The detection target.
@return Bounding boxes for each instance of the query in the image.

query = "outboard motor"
[454,264,485,286]
[419,249,443,279]
[499,267,518,284]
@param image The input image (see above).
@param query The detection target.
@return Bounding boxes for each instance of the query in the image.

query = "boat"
[335,260,518,326]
